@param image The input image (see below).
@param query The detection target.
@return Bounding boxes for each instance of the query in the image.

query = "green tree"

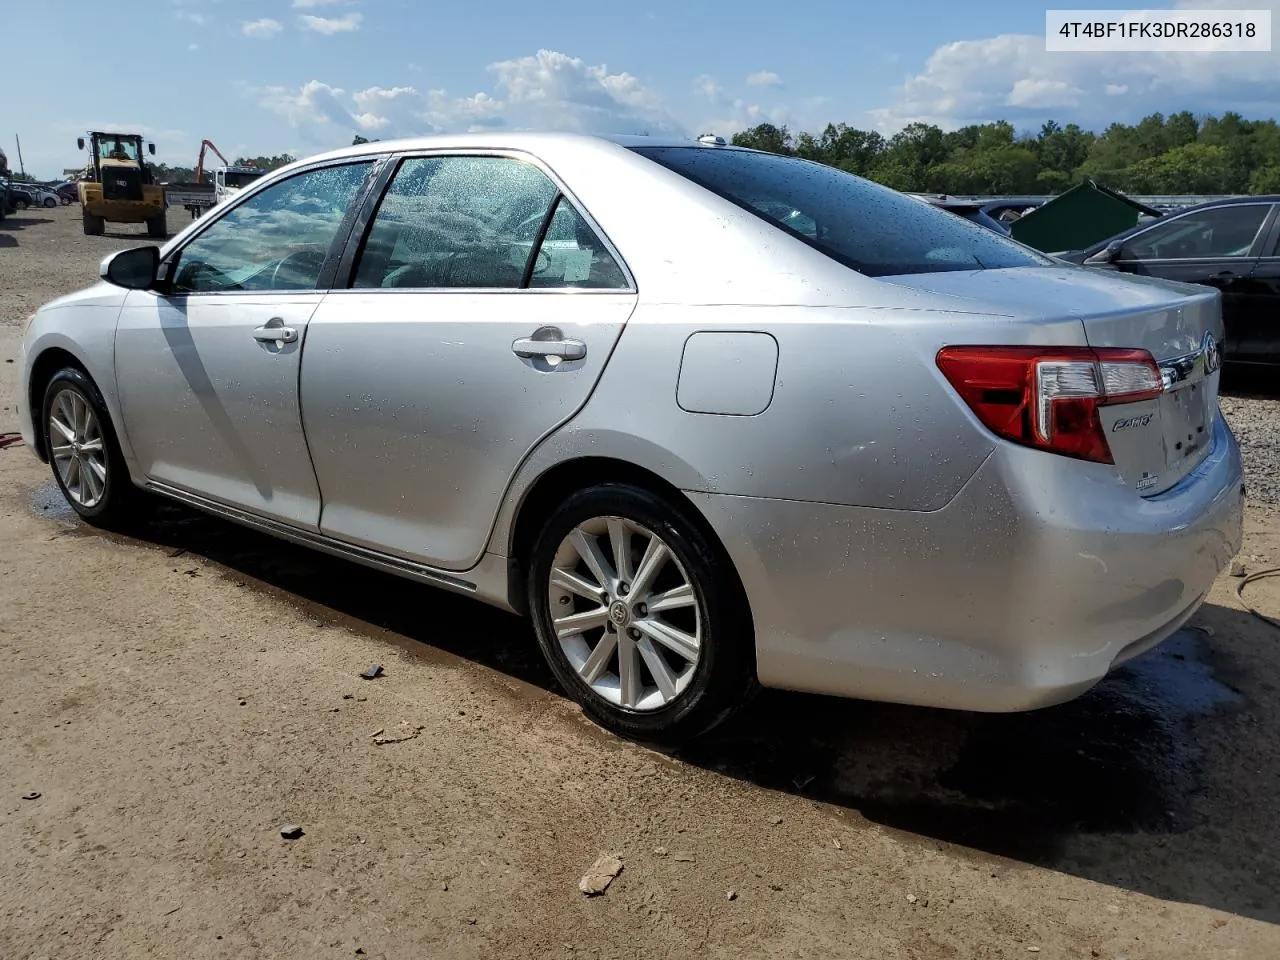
[234,153,297,171]
[1125,143,1232,193]
[733,109,1277,196]
[1250,164,1280,193]
[731,123,793,154]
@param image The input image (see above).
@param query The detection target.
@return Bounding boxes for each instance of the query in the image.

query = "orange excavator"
[165,139,266,219]
[194,139,230,183]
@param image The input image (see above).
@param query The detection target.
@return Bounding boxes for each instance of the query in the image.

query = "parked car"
[6,182,35,209]
[7,182,59,209]
[53,181,79,204]
[1059,196,1280,366]
[923,196,1047,234]
[17,134,1243,742]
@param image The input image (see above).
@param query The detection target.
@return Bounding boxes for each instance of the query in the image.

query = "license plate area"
[1161,380,1211,468]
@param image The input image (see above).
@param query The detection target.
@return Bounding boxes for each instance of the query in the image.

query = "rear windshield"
[630,146,1053,277]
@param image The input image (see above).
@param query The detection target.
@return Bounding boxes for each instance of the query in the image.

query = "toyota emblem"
[1201,331,1221,375]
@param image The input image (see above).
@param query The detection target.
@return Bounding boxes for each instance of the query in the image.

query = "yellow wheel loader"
[75,132,167,238]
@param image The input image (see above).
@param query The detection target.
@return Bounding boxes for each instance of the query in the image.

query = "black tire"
[146,214,167,239]
[15,198,29,210]
[527,483,757,744]
[43,196,57,208]
[39,367,137,529]
[82,211,105,236]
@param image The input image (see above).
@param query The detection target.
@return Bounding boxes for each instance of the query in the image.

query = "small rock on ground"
[578,854,623,896]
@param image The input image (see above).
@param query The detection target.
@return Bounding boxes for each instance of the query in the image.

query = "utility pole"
[14,135,25,176]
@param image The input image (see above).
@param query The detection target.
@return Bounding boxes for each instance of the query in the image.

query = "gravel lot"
[2,205,1280,959]
[1221,389,1280,505]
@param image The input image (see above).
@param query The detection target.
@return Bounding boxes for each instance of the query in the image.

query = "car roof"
[293,132,726,169]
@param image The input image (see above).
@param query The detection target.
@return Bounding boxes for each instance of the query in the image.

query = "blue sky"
[6,0,1279,178]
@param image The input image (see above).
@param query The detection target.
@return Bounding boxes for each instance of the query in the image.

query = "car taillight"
[936,345,1162,464]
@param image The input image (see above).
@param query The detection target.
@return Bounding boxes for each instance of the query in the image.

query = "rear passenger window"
[527,197,630,289]
[353,155,555,289]
[351,155,629,290]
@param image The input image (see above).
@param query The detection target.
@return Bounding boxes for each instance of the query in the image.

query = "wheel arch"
[504,455,751,625]
[27,346,106,462]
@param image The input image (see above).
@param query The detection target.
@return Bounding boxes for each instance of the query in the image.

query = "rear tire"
[40,367,138,529]
[43,196,57,208]
[82,211,105,236]
[527,483,757,744]
[146,214,167,239]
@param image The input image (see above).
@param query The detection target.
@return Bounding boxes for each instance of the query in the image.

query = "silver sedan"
[17,133,1244,742]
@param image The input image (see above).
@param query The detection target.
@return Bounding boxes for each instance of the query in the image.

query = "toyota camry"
[17,133,1245,742]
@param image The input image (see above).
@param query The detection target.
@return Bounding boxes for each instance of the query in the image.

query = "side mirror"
[100,246,160,290]
[77,137,85,151]
[148,142,156,156]
[1084,240,1124,265]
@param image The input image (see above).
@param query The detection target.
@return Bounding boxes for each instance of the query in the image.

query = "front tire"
[82,210,105,235]
[40,368,136,528]
[146,214,167,239]
[43,196,57,208]
[527,483,756,744]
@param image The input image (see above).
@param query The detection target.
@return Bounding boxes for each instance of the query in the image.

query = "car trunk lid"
[882,266,1224,496]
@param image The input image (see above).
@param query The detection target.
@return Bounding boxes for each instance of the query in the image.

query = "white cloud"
[251,48,687,146]
[693,74,722,101]
[293,0,343,6]
[300,12,363,34]
[188,43,200,51]
[746,70,783,88]
[242,18,283,38]
[487,50,683,133]
[1006,78,1083,109]
[872,0,1280,131]
[177,10,207,25]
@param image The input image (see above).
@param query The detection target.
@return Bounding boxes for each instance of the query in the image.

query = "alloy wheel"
[48,389,108,508]
[548,516,703,711]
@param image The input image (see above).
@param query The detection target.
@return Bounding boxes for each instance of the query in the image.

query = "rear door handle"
[512,328,586,361]
[252,324,298,344]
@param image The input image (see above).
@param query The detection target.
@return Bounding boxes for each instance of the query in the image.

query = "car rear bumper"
[688,412,1244,712]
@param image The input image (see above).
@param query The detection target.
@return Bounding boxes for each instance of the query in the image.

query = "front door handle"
[512,326,586,361]
[252,324,298,344]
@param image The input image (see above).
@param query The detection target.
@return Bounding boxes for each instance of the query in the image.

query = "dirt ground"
[2,205,1280,959]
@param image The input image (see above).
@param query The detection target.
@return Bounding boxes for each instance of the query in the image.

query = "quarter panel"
[515,303,1091,511]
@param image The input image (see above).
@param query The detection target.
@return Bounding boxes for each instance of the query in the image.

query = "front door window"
[171,161,373,293]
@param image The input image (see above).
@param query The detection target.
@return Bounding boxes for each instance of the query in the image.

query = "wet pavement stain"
[29,480,1251,874]
[680,628,1243,864]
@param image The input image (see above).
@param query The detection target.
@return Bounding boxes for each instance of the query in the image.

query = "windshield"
[224,171,264,188]
[630,146,1054,277]
[97,138,140,162]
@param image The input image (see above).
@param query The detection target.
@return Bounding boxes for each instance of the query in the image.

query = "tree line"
[147,153,299,185]
[729,111,1280,196]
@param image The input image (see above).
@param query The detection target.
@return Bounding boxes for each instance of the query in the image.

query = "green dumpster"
[1008,179,1164,254]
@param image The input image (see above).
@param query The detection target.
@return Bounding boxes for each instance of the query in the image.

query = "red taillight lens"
[936,345,1162,464]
